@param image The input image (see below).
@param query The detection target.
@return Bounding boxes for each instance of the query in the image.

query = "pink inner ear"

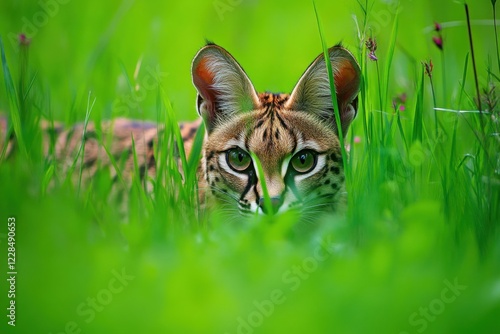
[193,58,217,118]
[334,59,358,104]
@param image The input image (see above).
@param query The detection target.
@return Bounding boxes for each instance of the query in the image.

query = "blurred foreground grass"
[1,0,500,333]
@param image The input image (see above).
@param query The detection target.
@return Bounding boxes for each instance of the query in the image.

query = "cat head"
[192,43,360,216]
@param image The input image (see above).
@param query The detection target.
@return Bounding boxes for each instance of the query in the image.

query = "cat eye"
[226,148,252,172]
[290,150,317,174]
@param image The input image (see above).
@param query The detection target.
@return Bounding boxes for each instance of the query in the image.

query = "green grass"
[1,0,499,333]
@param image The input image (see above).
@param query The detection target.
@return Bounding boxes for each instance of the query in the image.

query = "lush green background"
[1,0,499,333]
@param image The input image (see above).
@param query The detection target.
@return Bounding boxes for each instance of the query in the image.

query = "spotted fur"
[0,43,360,217]
[0,116,201,188]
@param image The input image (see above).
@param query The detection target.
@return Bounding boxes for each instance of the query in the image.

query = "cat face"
[192,44,360,216]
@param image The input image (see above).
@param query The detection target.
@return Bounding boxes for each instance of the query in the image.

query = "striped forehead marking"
[258,92,290,109]
[253,93,292,146]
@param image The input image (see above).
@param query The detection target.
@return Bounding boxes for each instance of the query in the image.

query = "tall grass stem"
[313,1,348,179]
[464,4,484,124]
[493,0,500,73]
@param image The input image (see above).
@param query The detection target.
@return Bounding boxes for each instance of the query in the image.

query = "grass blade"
[412,66,425,142]
[464,3,484,116]
[187,121,205,182]
[313,1,348,177]
[0,36,26,157]
[382,4,400,111]
[130,134,151,209]
[76,92,95,195]
[187,121,205,214]
[493,0,500,73]
[250,152,271,215]
[41,164,54,196]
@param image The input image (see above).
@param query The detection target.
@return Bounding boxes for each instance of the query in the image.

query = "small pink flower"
[354,136,361,144]
[432,36,443,50]
[18,33,31,46]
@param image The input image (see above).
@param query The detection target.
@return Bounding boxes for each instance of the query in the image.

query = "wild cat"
[0,43,360,216]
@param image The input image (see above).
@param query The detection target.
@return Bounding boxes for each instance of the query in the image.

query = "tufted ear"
[191,44,260,133]
[285,45,361,136]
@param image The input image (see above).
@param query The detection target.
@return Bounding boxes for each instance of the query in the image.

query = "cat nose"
[258,196,284,215]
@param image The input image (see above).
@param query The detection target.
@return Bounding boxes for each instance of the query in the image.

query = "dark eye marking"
[239,169,256,201]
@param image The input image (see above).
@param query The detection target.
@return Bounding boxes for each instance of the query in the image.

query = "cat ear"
[192,44,260,132]
[285,45,361,136]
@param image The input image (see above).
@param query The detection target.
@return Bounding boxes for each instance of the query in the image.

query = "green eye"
[226,148,252,172]
[291,150,317,174]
